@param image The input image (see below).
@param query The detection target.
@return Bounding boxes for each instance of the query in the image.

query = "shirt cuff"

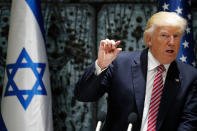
[95,60,107,75]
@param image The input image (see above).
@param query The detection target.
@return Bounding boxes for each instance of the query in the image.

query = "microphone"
[127,112,138,131]
[95,111,106,131]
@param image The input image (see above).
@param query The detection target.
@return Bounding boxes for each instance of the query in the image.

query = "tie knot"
[157,64,165,73]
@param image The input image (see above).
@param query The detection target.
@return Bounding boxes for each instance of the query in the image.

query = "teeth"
[166,50,174,53]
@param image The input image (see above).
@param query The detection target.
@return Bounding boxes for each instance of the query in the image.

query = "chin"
[161,58,175,64]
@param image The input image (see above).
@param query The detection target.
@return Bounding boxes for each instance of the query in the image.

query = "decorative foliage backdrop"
[0,1,197,130]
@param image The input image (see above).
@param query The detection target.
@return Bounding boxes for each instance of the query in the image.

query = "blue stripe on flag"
[0,113,7,131]
[25,0,45,42]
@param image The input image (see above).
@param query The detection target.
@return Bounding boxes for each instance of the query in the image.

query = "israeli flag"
[1,0,53,131]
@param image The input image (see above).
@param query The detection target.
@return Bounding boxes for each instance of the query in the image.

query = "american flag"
[158,0,195,66]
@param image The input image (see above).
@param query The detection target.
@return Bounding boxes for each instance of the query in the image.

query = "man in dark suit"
[74,12,197,131]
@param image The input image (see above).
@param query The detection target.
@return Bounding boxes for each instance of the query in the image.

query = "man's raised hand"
[97,39,122,70]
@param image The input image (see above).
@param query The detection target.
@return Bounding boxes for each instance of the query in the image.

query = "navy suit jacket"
[74,48,197,131]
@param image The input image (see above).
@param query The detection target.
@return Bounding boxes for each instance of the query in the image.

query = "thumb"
[115,48,122,55]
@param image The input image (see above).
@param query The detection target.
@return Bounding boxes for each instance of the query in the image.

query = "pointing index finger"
[114,41,121,47]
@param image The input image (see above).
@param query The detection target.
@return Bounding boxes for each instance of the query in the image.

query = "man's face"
[147,26,182,64]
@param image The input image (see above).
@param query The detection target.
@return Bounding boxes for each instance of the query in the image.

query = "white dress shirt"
[94,50,170,130]
[140,50,169,131]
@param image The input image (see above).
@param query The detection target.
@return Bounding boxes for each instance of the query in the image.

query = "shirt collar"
[148,50,170,72]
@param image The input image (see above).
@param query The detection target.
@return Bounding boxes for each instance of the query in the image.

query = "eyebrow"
[159,30,181,34]
[159,30,169,33]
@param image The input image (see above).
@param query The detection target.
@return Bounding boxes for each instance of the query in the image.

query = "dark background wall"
[0,0,197,131]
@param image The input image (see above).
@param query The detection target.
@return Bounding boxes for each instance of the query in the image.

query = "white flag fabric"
[1,0,53,131]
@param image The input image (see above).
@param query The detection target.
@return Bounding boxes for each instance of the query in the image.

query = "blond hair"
[144,11,187,44]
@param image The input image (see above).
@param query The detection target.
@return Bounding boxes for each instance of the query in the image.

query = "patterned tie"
[147,65,166,131]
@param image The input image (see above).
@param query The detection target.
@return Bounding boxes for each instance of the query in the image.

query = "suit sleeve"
[177,79,197,131]
[74,62,113,102]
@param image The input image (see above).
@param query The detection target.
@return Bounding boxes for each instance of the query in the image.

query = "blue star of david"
[4,48,47,110]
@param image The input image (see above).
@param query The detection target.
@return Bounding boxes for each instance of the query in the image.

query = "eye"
[160,33,169,38]
[173,34,179,39]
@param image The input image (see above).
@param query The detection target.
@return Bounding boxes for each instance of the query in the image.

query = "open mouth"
[166,50,174,53]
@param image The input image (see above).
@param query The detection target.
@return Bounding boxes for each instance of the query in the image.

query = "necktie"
[147,65,165,131]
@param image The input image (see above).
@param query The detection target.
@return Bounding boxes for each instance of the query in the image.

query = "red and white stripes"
[147,65,165,131]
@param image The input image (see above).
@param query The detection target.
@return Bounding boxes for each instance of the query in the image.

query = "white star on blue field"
[4,48,47,110]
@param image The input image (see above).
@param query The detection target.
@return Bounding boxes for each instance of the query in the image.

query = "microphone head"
[98,111,106,122]
[128,112,138,124]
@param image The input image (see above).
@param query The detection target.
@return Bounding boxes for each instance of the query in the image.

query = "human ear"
[145,33,152,46]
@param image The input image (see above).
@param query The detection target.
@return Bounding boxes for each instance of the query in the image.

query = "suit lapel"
[156,61,181,130]
[132,49,148,122]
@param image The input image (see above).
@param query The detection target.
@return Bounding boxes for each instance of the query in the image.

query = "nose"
[168,36,175,46]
